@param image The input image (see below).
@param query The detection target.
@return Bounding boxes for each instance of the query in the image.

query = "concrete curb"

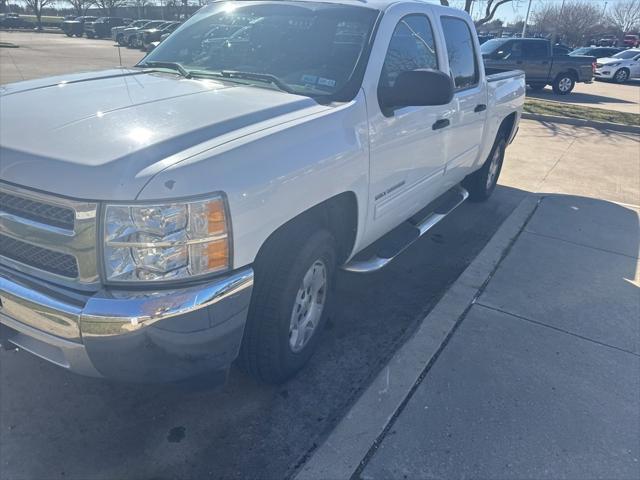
[521,112,640,134]
[294,195,541,480]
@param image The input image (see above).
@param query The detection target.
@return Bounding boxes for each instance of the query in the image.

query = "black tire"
[65,32,73,37]
[240,225,337,384]
[528,83,546,92]
[116,34,124,46]
[462,136,506,202]
[552,72,575,95]
[613,68,630,84]
[86,33,94,39]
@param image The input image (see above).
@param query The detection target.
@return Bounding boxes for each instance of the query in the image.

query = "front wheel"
[552,73,575,94]
[240,226,337,384]
[613,68,630,84]
[462,137,506,202]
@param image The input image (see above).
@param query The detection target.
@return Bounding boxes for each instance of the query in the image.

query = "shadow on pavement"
[528,88,636,105]
[0,185,528,480]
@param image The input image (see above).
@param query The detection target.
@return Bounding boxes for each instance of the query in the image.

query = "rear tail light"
[592,62,597,72]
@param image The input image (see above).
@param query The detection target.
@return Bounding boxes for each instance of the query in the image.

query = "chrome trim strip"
[0,182,99,287]
[0,270,83,341]
[81,268,254,335]
[106,233,227,248]
[343,186,469,273]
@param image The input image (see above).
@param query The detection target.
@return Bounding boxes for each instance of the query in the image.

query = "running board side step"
[342,185,469,273]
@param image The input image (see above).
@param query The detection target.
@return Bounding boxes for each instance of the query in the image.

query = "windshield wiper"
[217,70,295,94]
[138,61,192,79]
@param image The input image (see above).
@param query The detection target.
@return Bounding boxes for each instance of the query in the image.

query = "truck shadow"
[522,117,640,141]
[527,88,637,105]
[0,188,637,480]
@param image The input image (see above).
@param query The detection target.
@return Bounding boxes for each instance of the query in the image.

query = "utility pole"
[522,0,533,38]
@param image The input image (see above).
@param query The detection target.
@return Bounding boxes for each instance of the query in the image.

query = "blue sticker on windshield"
[318,77,336,87]
[302,74,318,84]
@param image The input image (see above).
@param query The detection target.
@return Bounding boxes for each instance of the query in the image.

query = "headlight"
[103,195,230,282]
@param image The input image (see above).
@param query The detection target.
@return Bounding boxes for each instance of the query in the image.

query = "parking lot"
[1,30,639,480]
[0,32,144,85]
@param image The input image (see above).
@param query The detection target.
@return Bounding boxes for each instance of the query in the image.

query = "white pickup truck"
[0,0,524,384]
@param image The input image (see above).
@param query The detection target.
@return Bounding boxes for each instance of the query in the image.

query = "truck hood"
[0,69,327,200]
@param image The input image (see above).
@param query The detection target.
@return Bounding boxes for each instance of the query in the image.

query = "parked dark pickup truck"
[481,38,595,94]
[84,17,129,38]
[61,16,97,37]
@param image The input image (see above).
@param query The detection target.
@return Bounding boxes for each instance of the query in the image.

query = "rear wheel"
[240,225,337,384]
[613,68,630,84]
[552,73,575,94]
[462,136,506,202]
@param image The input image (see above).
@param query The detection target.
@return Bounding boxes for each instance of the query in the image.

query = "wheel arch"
[253,192,359,267]
[498,112,518,144]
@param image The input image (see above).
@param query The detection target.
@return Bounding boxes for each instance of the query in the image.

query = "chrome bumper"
[0,267,254,382]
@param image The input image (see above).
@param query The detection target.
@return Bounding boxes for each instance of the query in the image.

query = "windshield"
[613,50,639,59]
[480,38,508,55]
[142,1,378,98]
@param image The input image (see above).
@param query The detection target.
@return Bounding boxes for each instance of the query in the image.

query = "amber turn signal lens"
[207,200,227,235]
[207,239,229,270]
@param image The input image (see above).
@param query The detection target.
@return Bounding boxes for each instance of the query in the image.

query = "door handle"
[432,119,450,130]
[474,104,487,113]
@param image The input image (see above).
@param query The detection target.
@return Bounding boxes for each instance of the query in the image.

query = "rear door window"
[523,41,548,58]
[441,16,479,90]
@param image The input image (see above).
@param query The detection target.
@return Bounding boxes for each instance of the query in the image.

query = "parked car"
[0,14,31,29]
[597,35,618,47]
[112,19,150,44]
[140,21,180,51]
[61,16,98,37]
[595,48,640,83]
[481,38,594,94]
[84,17,128,39]
[569,46,623,58]
[148,31,172,52]
[0,0,524,385]
[122,20,165,47]
[623,34,639,48]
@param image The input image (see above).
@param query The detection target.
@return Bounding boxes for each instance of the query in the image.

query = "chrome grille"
[0,234,79,278]
[0,192,75,230]
[0,183,98,289]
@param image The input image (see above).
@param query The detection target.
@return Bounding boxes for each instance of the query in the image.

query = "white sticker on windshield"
[318,77,336,87]
[302,74,318,84]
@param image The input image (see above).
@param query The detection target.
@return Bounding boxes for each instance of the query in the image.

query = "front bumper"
[0,266,253,383]
[594,67,617,79]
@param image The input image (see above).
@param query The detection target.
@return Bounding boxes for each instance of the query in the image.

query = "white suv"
[595,48,640,83]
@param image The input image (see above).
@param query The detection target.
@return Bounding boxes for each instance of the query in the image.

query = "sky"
[425,0,631,24]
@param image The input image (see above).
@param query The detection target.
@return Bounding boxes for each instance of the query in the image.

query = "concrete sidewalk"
[361,195,639,479]
[296,120,640,480]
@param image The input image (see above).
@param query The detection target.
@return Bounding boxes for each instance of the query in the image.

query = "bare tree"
[440,0,514,25]
[66,0,94,17]
[129,0,151,18]
[22,0,55,28]
[94,0,127,16]
[607,0,640,34]
[532,1,602,47]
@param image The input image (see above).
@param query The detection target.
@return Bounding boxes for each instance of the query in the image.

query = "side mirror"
[379,69,454,112]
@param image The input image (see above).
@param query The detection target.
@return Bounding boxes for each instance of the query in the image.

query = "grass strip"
[524,98,640,126]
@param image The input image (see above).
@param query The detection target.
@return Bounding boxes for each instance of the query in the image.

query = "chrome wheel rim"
[289,260,327,353]
[558,77,572,92]
[486,145,502,190]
